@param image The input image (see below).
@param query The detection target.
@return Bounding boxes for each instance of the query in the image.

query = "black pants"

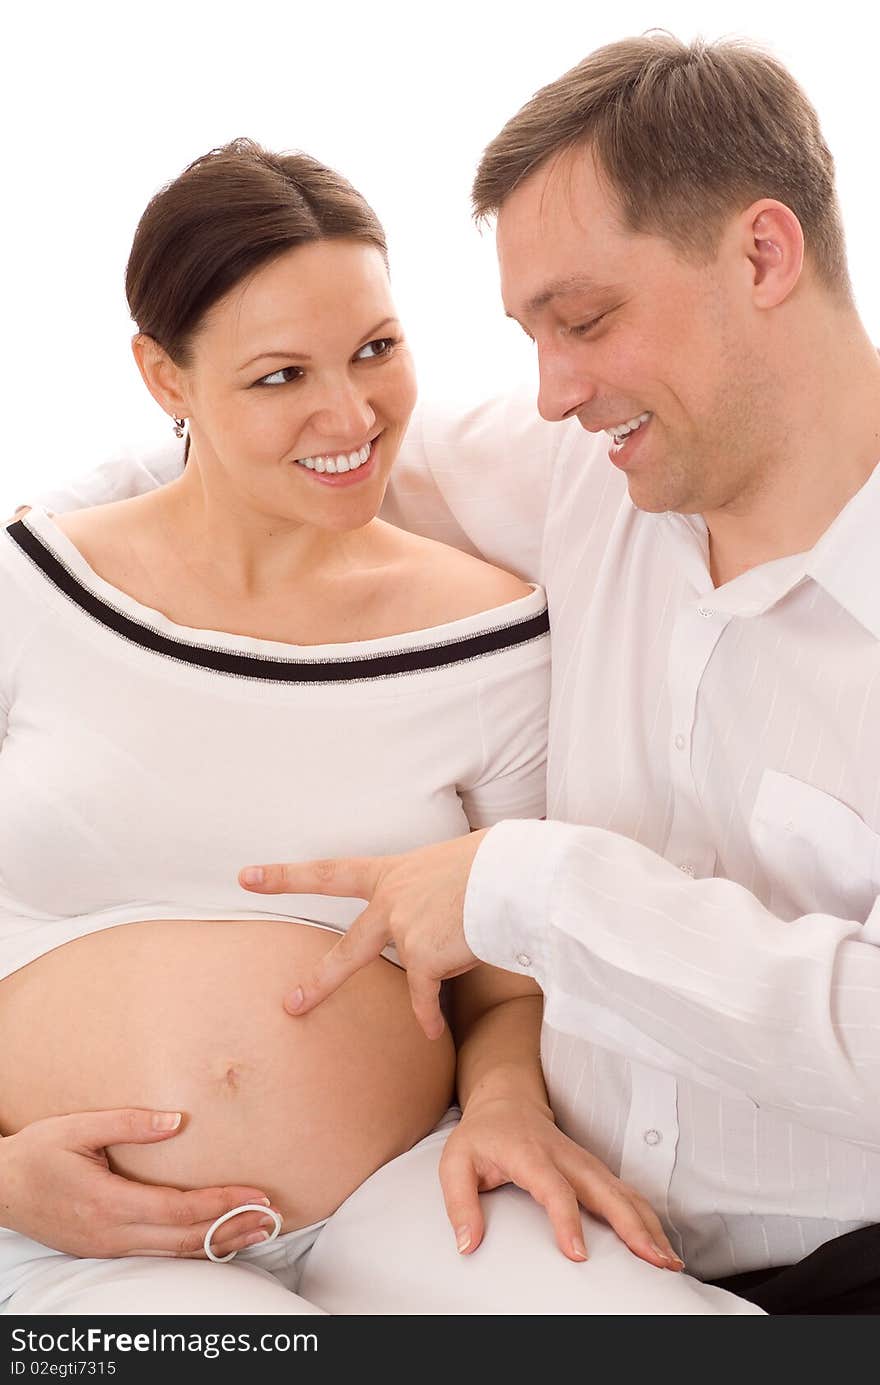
[710,1224,880,1314]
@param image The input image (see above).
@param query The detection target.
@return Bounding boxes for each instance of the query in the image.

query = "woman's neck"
[152,468,387,601]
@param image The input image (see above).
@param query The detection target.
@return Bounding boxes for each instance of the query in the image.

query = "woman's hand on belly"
[0,1109,281,1259]
[0,919,455,1230]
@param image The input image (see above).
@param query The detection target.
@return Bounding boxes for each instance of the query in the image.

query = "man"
[17,34,880,1312]
[235,35,880,1313]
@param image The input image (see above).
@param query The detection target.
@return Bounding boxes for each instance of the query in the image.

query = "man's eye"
[258,366,304,386]
[356,338,396,360]
[569,313,608,338]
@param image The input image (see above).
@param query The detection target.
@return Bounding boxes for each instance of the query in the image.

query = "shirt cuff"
[463,818,582,983]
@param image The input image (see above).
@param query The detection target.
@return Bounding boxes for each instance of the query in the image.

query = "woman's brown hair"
[125,132,388,362]
[126,137,389,367]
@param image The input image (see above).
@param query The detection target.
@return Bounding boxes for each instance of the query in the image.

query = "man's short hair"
[472,33,850,298]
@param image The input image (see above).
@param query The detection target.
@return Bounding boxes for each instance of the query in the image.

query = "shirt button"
[673,734,686,751]
[697,606,715,618]
[515,952,532,968]
[643,1129,663,1146]
[678,862,695,877]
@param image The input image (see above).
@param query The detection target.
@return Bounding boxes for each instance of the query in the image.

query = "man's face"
[496,147,773,516]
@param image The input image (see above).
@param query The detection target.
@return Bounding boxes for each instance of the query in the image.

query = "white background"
[2,0,878,510]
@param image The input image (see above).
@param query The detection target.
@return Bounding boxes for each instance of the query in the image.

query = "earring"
[172,415,186,439]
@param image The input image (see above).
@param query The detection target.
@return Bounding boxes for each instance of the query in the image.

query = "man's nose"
[536,344,598,423]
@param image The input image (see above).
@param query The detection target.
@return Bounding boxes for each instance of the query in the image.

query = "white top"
[0,505,549,981]
[36,391,880,1280]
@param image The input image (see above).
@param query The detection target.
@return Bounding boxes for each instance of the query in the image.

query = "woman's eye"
[258,366,303,386]
[356,337,396,360]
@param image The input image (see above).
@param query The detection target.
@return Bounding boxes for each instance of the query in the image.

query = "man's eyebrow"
[239,317,399,371]
[507,275,609,319]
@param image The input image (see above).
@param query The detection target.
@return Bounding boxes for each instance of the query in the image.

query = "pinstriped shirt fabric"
[36,389,880,1282]
[454,394,880,1281]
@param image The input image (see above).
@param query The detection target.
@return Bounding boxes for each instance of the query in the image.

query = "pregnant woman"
[0,139,756,1314]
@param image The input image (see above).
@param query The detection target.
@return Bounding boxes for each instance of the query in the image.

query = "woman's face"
[174,238,417,532]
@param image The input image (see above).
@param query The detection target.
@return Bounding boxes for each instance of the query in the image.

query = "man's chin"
[625,477,676,514]
[625,474,702,516]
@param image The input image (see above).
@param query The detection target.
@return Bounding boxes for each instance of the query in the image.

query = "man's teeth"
[606,412,652,444]
[295,441,372,473]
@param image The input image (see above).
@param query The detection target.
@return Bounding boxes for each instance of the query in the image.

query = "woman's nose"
[311,378,376,442]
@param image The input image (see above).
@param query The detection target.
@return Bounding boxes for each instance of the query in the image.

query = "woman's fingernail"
[285,987,305,1013]
[651,1241,685,1268]
[455,1226,471,1253]
[151,1111,182,1131]
[570,1237,588,1261]
[242,1231,271,1247]
[241,867,264,886]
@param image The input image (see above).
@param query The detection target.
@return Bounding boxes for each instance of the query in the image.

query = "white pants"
[1,1114,762,1315]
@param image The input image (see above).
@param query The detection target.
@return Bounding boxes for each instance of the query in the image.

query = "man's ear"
[131,334,189,420]
[740,199,805,307]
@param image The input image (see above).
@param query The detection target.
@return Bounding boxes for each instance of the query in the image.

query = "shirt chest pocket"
[749,769,880,923]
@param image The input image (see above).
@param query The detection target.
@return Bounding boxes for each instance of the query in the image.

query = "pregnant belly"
[0,920,456,1230]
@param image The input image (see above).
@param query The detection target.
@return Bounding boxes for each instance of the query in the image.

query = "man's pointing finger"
[238,856,383,899]
[283,909,390,1014]
[407,971,446,1041]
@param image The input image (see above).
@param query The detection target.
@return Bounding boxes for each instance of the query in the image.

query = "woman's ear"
[740,199,805,307]
[131,334,189,419]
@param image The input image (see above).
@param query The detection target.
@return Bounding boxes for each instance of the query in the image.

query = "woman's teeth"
[607,412,652,448]
[294,441,372,474]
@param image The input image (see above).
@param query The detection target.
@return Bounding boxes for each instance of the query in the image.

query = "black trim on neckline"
[7,520,549,684]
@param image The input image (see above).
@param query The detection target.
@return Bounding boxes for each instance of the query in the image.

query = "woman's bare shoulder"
[380,526,534,626]
[50,497,165,597]
[52,496,155,548]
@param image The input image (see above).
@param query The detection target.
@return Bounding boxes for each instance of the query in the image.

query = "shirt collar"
[657,511,810,617]
[653,462,880,636]
[804,461,880,640]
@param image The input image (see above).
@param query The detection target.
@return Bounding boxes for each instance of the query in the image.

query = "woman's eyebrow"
[239,317,399,371]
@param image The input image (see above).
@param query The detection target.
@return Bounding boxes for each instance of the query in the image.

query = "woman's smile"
[290,435,380,487]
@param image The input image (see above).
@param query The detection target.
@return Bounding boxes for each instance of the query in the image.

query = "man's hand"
[439,1093,685,1271]
[239,831,488,1039]
[0,1109,281,1259]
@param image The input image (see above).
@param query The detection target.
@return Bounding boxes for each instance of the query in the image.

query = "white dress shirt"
[458,394,880,1279]
[36,388,880,1280]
